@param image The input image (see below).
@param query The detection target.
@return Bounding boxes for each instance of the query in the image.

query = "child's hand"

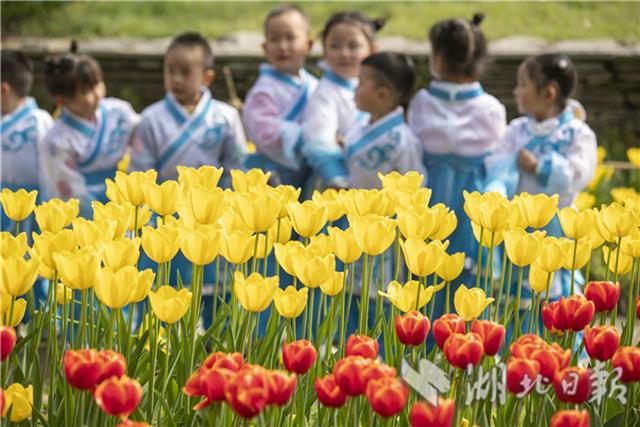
[518,149,538,174]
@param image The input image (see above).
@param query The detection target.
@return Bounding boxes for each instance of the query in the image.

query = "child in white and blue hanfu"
[486,54,597,339]
[243,5,318,188]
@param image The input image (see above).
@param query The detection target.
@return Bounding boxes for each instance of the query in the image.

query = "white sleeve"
[484,121,523,196]
[392,131,427,178]
[38,132,89,204]
[220,108,248,188]
[130,114,158,172]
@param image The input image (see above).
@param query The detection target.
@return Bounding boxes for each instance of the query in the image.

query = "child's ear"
[204,69,215,87]
[0,82,10,96]
[307,38,314,53]
[262,41,267,55]
[545,83,558,103]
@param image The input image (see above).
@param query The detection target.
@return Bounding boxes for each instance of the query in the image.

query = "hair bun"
[471,13,485,26]
[70,40,78,53]
[372,17,387,32]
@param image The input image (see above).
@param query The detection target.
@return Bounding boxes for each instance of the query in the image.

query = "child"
[40,44,139,216]
[1,50,54,228]
[302,11,382,190]
[486,53,597,301]
[243,5,318,188]
[345,52,425,188]
[132,32,247,186]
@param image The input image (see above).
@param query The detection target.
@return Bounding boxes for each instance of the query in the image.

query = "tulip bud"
[611,346,640,383]
[410,398,455,427]
[542,295,595,334]
[471,320,505,357]
[346,335,379,360]
[0,188,37,222]
[432,313,465,350]
[224,365,270,419]
[454,285,494,321]
[333,356,371,396]
[282,340,317,375]
[94,375,142,418]
[506,358,540,395]
[2,383,33,422]
[365,376,409,418]
[0,326,16,361]
[315,374,348,408]
[550,409,590,427]
[584,281,620,313]
[395,312,430,347]
[553,367,592,404]
[584,325,620,361]
[266,370,297,406]
[443,333,484,369]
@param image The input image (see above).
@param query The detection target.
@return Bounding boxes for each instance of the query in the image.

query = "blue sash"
[345,112,404,160]
[427,83,484,101]
[0,99,37,134]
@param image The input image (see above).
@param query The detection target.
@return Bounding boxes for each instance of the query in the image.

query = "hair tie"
[471,13,485,26]
[372,17,387,32]
[557,58,569,69]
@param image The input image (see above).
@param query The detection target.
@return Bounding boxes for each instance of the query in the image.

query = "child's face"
[61,81,106,120]
[514,64,549,117]
[354,65,381,114]
[323,23,372,79]
[263,11,313,75]
[164,45,213,106]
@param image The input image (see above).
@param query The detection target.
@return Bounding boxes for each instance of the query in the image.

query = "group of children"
[2,6,597,311]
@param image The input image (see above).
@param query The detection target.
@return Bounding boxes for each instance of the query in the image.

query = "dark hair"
[167,32,214,69]
[522,53,576,108]
[44,42,103,98]
[264,4,310,34]
[362,52,416,105]
[321,11,385,44]
[1,50,33,97]
[429,13,487,79]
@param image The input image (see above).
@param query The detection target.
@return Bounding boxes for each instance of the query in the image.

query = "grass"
[2,1,639,42]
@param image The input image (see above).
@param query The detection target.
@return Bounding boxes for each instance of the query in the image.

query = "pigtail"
[372,17,387,32]
[471,13,485,26]
[70,40,79,53]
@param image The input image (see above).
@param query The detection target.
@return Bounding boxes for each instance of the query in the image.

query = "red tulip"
[550,410,590,427]
[282,340,317,374]
[64,349,101,390]
[542,295,594,334]
[584,325,620,361]
[333,356,371,396]
[443,333,484,369]
[506,358,540,395]
[553,367,592,404]
[584,281,620,312]
[204,368,236,404]
[94,375,142,418]
[365,377,409,418]
[510,333,546,351]
[183,352,244,410]
[266,370,297,406]
[636,296,640,320]
[346,335,379,359]
[224,365,270,419]
[395,311,430,346]
[116,421,151,427]
[0,327,16,362]
[201,351,244,371]
[471,320,505,356]
[410,398,455,427]
[315,374,348,408]
[362,361,396,384]
[432,314,465,350]
[611,346,640,383]
[0,387,4,416]
[95,349,127,384]
[532,344,571,381]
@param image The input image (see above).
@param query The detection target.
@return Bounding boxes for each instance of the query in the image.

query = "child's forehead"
[165,45,206,64]
[265,10,309,34]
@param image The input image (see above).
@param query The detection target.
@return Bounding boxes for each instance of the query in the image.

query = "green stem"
[513,267,524,341]
[570,238,578,295]
[359,254,370,334]
[475,227,485,289]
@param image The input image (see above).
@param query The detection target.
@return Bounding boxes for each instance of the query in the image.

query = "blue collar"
[60,105,102,139]
[1,98,37,133]
[525,108,574,137]
[259,64,309,90]
[323,68,357,91]
[163,88,211,127]
[427,81,484,101]
[346,108,405,159]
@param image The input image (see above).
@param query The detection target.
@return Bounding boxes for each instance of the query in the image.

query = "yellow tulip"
[253,232,276,260]
[287,201,328,238]
[350,214,396,256]
[312,189,344,222]
[128,205,152,232]
[431,208,458,241]
[149,286,192,324]
[320,270,346,296]
[54,247,101,290]
[181,186,227,226]
[515,192,558,229]
[308,233,334,257]
[471,222,505,248]
[56,283,73,305]
[462,190,484,225]
[584,227,605,251]
[105,178,124,203]
[528,264,554,293]
[504,229,543,267]
[0,255,39,297]
[478,197,510,233]
[611,187,639,205]
[91,201,131,238]
[597,146,607,164]
[144,180,179,217]
[177,165,223,189]
[0,188,37,222]
[602,246,633,275]
[327,227,362,264]
[0,298,26,327]
[72,218,116,249]
[627,147,640,165]
[180,224,222,265]
[339,189,394,217]
[533,236,565,273]
[273,286,308,318]
[102,238,140,270]
[108,170,157,207]
[95,267,137,309]
[218,205,252,234]
[378,170,424,193]
[391,187,432,210]
[454,285,494,321]
[558,207,596,240]
[235,191,282,233]
[436,252,465,282]
[587,165,614,192]
[2,383,33,422]
[621,228,640,258]
[141,224,180,264]
[275,185,301,218]
[220,229,254,264]
[400,238,446,278]
[231,169,271,193]
[293,253,336,288]
[34,198,79,233]
[506,197,528,229]
[558,238,591,270]
[271,217,292,244]
[130,268,155,303]
[29,230,77,279]
[378,280,440,313]
[233,272,277,312]
[1,232,27,258]
[574,192,595,211]
[593,208,617,243]
[274,241,306,276]
[600,202,635,239]
[396,205,439,240]
[624,198,640,224]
